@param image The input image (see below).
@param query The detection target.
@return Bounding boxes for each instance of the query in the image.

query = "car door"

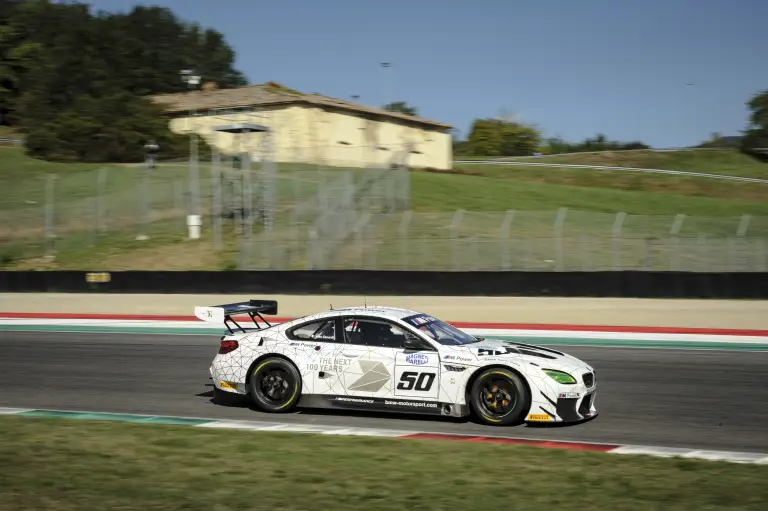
[338,315,440,401]
[283,315,345,395]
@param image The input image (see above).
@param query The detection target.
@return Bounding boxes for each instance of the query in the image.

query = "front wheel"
[248,357,302,413]
[469,368,530,426]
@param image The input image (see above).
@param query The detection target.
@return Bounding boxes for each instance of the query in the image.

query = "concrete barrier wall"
[2,293,766,329]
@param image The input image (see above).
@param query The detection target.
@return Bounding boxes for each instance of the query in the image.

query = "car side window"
[288,319,337,342]
[343,317,407,348]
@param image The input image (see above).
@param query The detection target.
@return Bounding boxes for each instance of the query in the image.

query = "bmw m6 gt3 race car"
[196,299,598,426]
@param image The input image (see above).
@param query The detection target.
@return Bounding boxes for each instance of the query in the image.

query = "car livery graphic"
[196,299,598,426]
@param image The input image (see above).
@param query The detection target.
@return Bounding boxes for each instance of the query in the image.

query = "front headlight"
[543,369,576,385]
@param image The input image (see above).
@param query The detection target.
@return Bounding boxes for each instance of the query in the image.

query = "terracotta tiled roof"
[148,83,452,129]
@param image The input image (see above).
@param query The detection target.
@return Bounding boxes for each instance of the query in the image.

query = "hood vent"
[509,342,564,357]
[516,349,557,360]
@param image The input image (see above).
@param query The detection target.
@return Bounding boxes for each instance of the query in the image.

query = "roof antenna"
[330,303,333,310]
[364,296,367,308]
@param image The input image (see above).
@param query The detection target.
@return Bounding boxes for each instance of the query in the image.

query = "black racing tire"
[248,357,302,413]
[469,367,530,426]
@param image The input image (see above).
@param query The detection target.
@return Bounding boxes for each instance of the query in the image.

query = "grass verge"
[458,149,768,179]
[1,415,767,510]
[2,147,767,269]
[453,149,768,203]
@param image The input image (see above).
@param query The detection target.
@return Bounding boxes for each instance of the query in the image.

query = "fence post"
[96,167,108,233]
[612,212,626,270]
[136,163,151,241]
[471,237,479,271]
[399,210,412,270]
[698,235,708,272]
[307,229,318,269]
[669,214,685,270]
[243,148,253,241]
[234,163,244,235]
[212,148,222,250]
[89,193,96,248]
[44,174,56,256]
[737,214,751,271]
[175,179,184,231]
[451,209,464,270]
[400,163,410,211]
[554,207,568,271]
[737,214,751,237]
[645,237,653,270]
[500,210,515,270]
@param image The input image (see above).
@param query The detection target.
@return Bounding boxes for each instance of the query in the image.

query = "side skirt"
[297,394,470,418]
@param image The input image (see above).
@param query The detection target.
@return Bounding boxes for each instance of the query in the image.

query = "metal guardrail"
[0,137,23,145]
[455,147,741,162]
[453,160,768,184]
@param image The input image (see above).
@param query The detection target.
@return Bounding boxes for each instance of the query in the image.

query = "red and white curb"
[2,407,767,465]
[2,313,768,349]
[3,311,768,337]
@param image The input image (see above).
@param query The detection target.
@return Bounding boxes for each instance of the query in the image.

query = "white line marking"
[454,160,768,184]
[0,407,31,415]
[3,319,766,345]
[679,450,768,463]
[4,406,768,464]
[197,421,271,431]
[609,446,692,457]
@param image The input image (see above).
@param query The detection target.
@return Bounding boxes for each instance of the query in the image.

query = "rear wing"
[194,299,278,334]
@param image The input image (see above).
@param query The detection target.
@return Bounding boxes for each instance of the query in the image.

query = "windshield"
[402,314,479,346]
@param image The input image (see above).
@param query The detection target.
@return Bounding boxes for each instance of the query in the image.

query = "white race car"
[196,299,598,426]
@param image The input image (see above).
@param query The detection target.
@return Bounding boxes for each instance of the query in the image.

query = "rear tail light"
[218,340,239,354]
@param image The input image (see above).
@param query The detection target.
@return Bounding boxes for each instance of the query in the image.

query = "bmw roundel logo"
[406,354,428,365]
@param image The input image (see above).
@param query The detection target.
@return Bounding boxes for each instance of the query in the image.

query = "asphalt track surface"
[2,331,768,452]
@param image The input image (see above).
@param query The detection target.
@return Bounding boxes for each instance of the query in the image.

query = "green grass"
[528,149,768,178]
[457,148,768,178]
[1,415,766,511]
[0,126,22,139]
[2,146,767,270]
[453,149,768,204]
[410,171,768,215]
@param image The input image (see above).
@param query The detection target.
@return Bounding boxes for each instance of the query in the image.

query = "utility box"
[187,214,202,239]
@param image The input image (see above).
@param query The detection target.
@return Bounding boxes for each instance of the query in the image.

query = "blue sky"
[77,0,767,147]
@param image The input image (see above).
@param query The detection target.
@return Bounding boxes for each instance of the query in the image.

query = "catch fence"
[239,209,768,272]
[2,147,766,272]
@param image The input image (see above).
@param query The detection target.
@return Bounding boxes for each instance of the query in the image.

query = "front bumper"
[526,370,598,423]
[555,390,598,422]
[526,389,597,423]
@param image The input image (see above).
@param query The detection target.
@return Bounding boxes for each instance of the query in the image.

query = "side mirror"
[403,334,423,350]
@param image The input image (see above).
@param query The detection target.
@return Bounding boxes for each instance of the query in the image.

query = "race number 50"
[397,371,435,392]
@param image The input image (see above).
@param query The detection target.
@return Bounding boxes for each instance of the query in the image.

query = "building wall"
[167,104,453,169]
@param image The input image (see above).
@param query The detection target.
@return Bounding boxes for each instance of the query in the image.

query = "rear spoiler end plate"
[194,299,278,334]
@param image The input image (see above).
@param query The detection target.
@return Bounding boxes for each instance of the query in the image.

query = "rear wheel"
[469,368,530,426]
[248,357,302,413]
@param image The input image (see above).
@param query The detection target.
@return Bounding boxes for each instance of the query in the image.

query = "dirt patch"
[4,294,768,329]
[414,166,484,177]
[10,241,220,270]
[90,241,219,270]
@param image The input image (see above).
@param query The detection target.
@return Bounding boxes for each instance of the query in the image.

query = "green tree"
[24,91,208,162]
[540,133,649,154]
[0,0,247,161]
[383,101,419,116]
[466,118,542,156]
[741,89,768,160]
